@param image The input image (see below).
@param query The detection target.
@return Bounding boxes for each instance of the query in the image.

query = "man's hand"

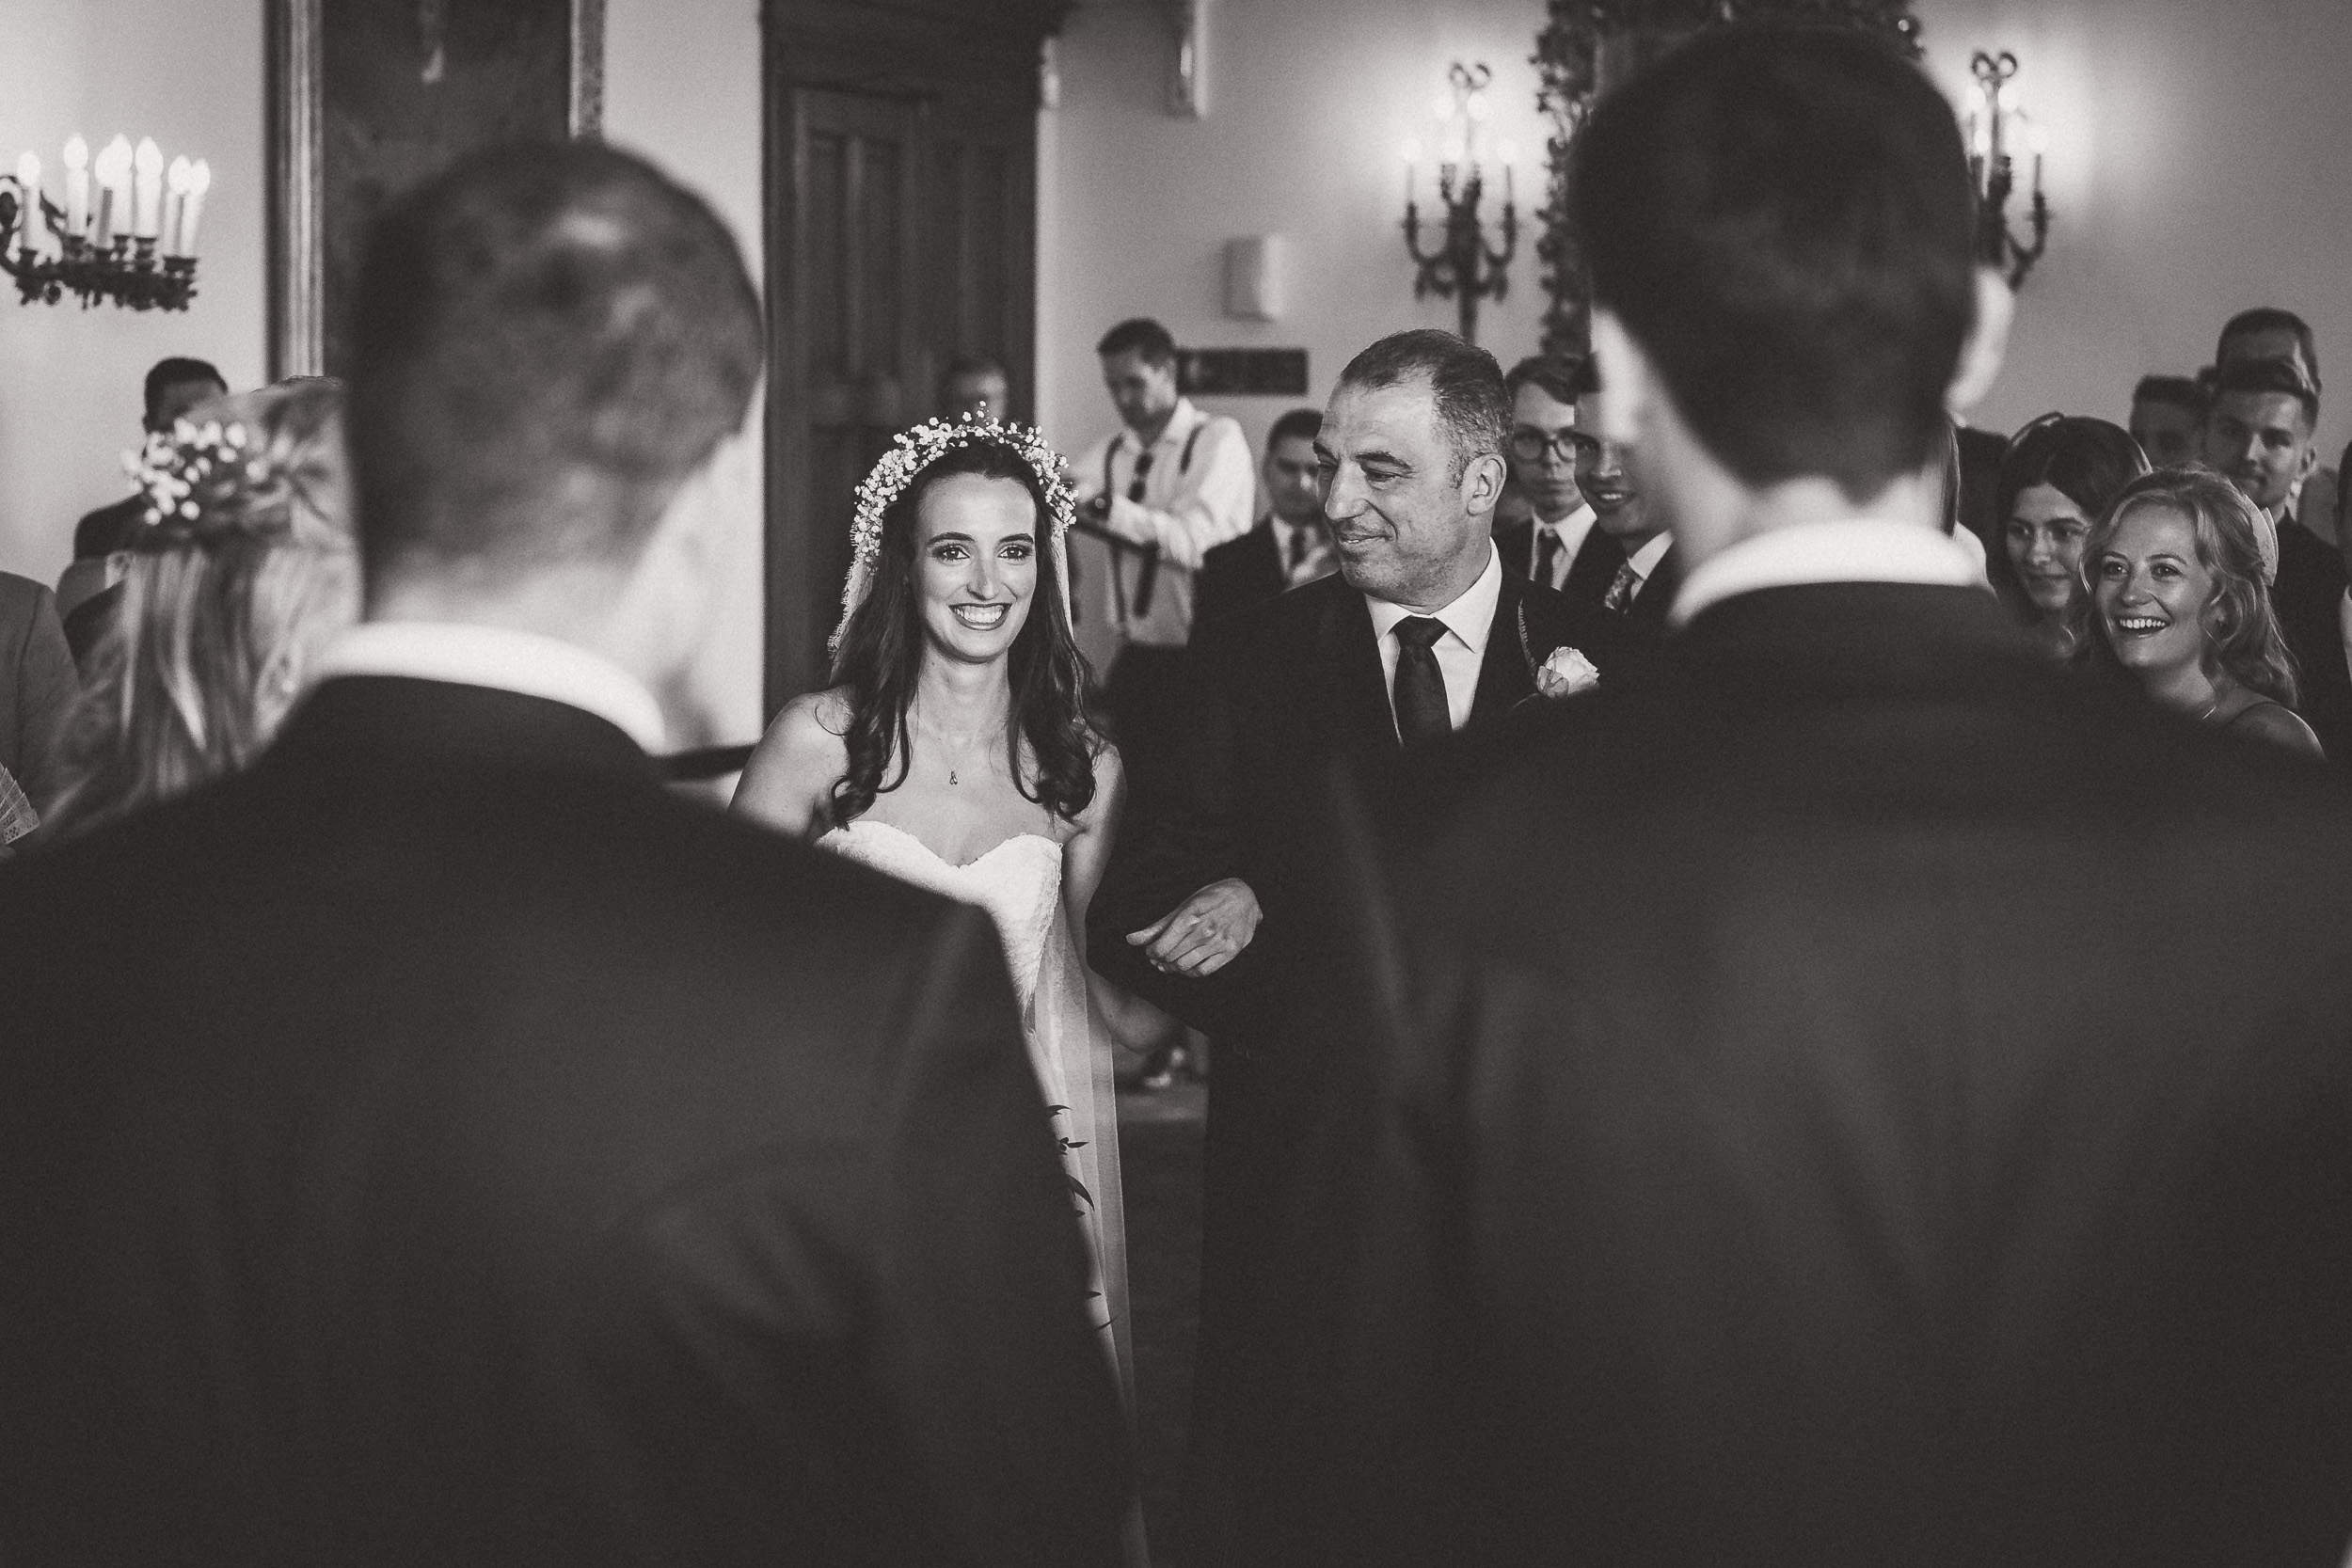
[1127,879,1262,977]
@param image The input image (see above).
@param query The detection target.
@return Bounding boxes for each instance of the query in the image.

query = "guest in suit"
[1569,354,1682,647]
[2199,356,2352,763]
[1269,27,2352,1567]
[1987,413,2148,656]
[40,377,358,841]
[0,142,1126,1566]
[0,571,77,817]
[2079,467,2323,757]
[2130,373,2206,468]
[1088,326,1602,1550]
[60,357,230,628]
[1495,355,1620,600]
[2215,308,2335,544]
[1194,406,1334,628]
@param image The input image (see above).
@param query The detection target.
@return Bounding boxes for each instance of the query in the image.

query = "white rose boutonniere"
[1534,645,1601,700]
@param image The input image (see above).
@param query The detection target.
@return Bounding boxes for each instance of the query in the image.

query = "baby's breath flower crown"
[125,417,280,548]
[832,410,1079,656]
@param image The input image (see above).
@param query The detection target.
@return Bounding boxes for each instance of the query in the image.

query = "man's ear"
[1460,449,1507,518]
[1946,268,2014,419]
[1588,308,1651,447]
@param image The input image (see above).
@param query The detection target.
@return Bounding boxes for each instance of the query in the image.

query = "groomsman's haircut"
[1572,26,1977,504]
[2132,374,2207,420]
[2217,308,2320,388]
[1266,406,1322,448]
[1502,355,1581,409]
[143,356,227,429]
[1095,317,1178,368]
[346,142,764,583]
[2210,356,2319,429]
[1337,329,1508,483]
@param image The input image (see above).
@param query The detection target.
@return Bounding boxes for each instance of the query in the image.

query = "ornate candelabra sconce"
[1967,50,2050,288]
[0,135,208,312]
[1400,62,1518,345]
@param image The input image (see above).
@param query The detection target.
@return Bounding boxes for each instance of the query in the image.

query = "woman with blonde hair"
[2077,466,2324,758]
[43,376,358,837]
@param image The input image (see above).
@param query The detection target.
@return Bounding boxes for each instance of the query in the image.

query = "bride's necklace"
[919,718,992,786]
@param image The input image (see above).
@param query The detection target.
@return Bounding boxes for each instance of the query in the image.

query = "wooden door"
[763,0,1064,711]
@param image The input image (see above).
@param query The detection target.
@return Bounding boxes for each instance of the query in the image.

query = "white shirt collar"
[1622,529,1675,580]
[1121,396,1206,454]
[1671,518,1984,628]
[310,621,668,753]
[1365,540,1504,651]
[1534,500,1596,540]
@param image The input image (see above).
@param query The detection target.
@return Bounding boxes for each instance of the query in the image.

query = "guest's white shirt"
[310,621,667,753]
[1528,502,1598,591]
[1671,518,1985,628]
[1071,396,1255,648]
[1366,542,1503,736]
[1268,514,1336,589]
[1615,530,1676,601]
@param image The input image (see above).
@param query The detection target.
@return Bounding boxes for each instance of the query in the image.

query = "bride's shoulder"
[734,687,855,832]
[1080,734,1124,826]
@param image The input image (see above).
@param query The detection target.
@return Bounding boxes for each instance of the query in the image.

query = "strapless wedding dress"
[817,818,1136,1400]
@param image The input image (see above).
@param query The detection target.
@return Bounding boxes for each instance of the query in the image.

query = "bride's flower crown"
[848,410,1078,573]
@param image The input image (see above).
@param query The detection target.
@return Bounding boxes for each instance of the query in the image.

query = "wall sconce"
[1160,0,1205,118]
[0,133,207,311]
[1400,62,1518,344]
[1967,50,2050,288]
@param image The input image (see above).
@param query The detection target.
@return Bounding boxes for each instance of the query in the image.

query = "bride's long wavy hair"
[828,439,1098,825]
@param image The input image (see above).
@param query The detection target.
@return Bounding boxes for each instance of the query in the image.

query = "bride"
[732,414,1136,1402]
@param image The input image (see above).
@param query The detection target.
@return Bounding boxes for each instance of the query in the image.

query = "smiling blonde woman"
[2078,465,2323,758]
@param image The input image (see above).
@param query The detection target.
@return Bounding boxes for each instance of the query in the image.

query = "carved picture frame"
[267,0,605,379]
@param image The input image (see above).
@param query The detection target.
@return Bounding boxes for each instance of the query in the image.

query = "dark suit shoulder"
[73,494,145,561]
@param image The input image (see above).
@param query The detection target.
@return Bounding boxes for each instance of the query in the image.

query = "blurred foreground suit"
[0,674,1127,1566]
[1276,580,2352,1565]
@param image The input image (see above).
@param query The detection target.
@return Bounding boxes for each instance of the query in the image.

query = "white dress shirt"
[1671,517,1986,628]
[310,621,668,753]
[1528,502,1598,591]
[1268,514,1336,588]
[1366,542,1503,736]
[1615,530,1677,602]
[1072,397,1256,648]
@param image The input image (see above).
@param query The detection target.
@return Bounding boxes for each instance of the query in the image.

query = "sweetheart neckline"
[828,816,1064,872]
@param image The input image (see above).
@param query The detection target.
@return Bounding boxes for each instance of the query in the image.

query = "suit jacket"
[0,571,80,815]
[1615,539,1684,646]
[1194,520,1288,631]
[1494,515,1627,608]
[73,493,145,561]
[2273,515,2352,767]
[1263,581,2352,1567]
[0,676,1128,1567]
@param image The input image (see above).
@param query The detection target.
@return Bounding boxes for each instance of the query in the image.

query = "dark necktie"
[1391,616,1452,748]
[1604,561,1643,614]
[1286,525,1310,575]
[1534,527,1563,587]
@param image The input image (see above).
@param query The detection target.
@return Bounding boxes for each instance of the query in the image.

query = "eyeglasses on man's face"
[1508,428,1599,465]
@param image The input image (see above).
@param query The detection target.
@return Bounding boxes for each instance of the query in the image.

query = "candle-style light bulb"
[179,158,211,259]
[61,134,88,239]
[14,151,40,252]
[92,135,134,248]
[1400,137,1421,208]
[164,155,192,255]
[133,136,164,239]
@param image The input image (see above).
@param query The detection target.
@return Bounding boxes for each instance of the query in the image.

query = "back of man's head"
[144,356,227,430]
[1339,329,1507,481]
[348,142,763,586]
[1266,406,1322,449]
[1096,318,1176,368]
[2217,308,2319,390]
[2132,374,2207,418]
[1573,25,1976,503]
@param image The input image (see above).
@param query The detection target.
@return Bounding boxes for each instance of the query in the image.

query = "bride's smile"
[915,471,1040,659]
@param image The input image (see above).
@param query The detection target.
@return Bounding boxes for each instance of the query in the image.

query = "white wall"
[1039,0,1559,470]
[602,0,765,745]
[0,0,266,585]
[1917,0,2352,469]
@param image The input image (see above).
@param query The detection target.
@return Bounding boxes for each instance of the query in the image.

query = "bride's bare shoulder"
[733,687,856,831]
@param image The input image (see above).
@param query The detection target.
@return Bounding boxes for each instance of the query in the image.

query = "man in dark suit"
[60,356,230,631]
[1566,353,1682,649]
[1193,406,1333,629]
[1269,28,2352,1568]
[0,143,1126,1566]
[2201,356,2352,766]
[1089,328,1607,1547]
[1494,354,1623,602]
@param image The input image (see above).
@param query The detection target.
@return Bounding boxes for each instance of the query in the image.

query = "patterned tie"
[1391,616,1452,748]
[1534,527,1564,588]
[1603,560,1643,614]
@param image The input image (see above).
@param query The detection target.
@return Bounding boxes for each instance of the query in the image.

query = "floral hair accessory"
[125,416,275,545]
[832,410,1079,656]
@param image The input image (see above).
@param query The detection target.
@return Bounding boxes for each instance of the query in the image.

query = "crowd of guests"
[3,21,2352,1568]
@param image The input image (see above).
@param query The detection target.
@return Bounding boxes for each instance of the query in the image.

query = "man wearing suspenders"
[1071,318,1256,810]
